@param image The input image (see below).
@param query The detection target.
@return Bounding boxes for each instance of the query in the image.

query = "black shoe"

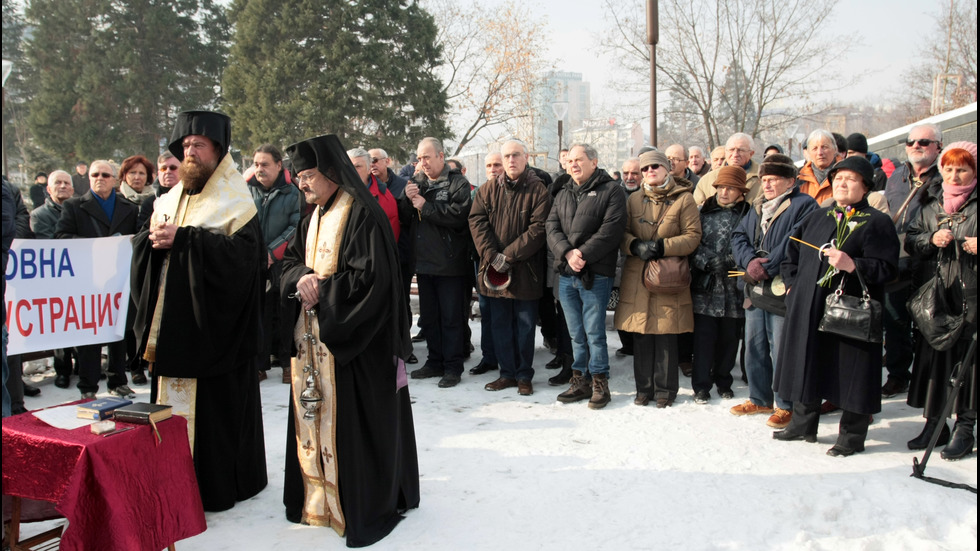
[907,419,950,450]
[826,443,864,457]
[545,355,564,370]
[679,362,693,377]
[719,389,735,399]
[109,385,137,399]
[406,353,419,364]
[615,347,633,357]
[543,337,558,355]
[881,377,909,398]
[11,405,28,415]
[694,390,710,404]
[549,357,573,386]
[23,384,41,397]
[131,372,148,386]
[773,429,818,443]
[55,375,71,389]
[941,426,975,461]
[411,330,426,343]
[410,364,444,379]
[437,373,461,388]
[469,361,498,375]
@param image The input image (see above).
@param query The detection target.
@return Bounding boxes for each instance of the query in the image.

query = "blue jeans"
[558,275,612,377]
[487,297,537,381]
[744,306,791,410]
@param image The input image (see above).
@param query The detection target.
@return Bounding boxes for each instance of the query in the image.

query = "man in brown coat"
[469,140,552,396]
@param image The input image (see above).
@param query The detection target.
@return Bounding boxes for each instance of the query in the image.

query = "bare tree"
[899,0,977,119]
[425,0,550,155]
[600,0,847,149]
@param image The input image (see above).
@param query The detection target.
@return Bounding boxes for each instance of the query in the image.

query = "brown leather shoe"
[634,392,650,406]
[485,377,518,391]
[588,373,610,409]
[281,365,291,384]
[679,361,693,377]
[557,371,591,403]
[257,370,268,382]
[517,379,533,396]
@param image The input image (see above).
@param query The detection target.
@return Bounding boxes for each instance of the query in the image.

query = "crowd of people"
[1,114,976,546]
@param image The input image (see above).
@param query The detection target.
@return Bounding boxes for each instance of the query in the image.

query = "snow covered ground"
[13,312,977,550]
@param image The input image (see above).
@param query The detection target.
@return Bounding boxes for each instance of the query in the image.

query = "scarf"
[760,188,792,234]
[942,179,977,215]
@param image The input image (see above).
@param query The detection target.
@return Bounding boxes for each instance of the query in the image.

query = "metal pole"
[646,0,659,146]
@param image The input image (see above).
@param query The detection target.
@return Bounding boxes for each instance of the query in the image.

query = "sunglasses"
[159,165,180,172]
[906,139,939,147]
[89,172,113,179]
[641,164,661,172]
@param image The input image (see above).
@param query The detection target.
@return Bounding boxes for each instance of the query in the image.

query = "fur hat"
[759,153,797,179]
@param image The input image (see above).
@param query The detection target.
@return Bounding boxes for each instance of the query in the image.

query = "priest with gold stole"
[280,134,419,548]
[131,110,268,512]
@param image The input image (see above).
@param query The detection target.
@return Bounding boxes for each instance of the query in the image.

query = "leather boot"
[588,373,610,410]
[548,355,573,386]
[773,401,819,442]
[907,418,950,450]
[556,370,590,403]
[941,412,976,461]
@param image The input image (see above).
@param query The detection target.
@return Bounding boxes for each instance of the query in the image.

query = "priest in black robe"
[130,110,268,512]
[280,134,419,548]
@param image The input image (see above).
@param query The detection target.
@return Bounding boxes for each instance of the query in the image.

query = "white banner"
[4,237,133,355]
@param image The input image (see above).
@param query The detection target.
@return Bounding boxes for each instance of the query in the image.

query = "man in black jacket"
[402,137,473,388]
[56,160,139,398]
[546,143,626,408]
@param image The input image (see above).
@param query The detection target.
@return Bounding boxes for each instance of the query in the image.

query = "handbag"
[817,269,883,343]
[746,275,787,316]
[643,256,691,294]
[907,247,968,351]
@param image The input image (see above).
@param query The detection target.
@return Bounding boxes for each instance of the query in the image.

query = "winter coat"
[56,190,139,239]
[400,164,472,277]
[381,168,408,199]
[119,182,156,206]
[546,169,626,279]
[248,172,302,261]
[29,197,65,239]
[884,161,944,283]
[731,187,818,293]
[367,174,400,241]
[469,168,551,300]
[693,160,761,205]
[797,161,833,205]
[614,176,702,335]
[905,185,977,417]
[691,196,751,318]
[774,200,899,414]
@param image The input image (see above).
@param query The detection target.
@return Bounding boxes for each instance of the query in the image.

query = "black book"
[113,402,173,425]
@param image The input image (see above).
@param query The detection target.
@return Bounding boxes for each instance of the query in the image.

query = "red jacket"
[369,174,399,241]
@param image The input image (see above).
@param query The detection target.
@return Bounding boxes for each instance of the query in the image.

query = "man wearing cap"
[730,153,818,428]
[469,140,551,396]
[693,133,762,205]
[280,134,419,547]
[131,110,268,512]
[547,143,626,409]
[880,123,945,397]
[845,133,887,191]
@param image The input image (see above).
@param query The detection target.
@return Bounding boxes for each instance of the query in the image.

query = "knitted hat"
[764,144,783,154]
[712,166,749,194]
[639,150,670,171]
[846,133,869,155]
[759,153,797,179]
[939,141,978,171]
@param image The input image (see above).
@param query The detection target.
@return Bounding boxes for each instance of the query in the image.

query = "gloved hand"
[746,257,770,281]
[742,272,759,286]
[706,254,735,274]
[491,253,511,273]
[630,239,664,261]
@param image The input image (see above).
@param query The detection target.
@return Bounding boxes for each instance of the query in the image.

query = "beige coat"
[614,177,702,334]
[693,160,761,205]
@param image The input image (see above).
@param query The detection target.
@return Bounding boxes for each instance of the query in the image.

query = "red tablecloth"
[2,408,207,551]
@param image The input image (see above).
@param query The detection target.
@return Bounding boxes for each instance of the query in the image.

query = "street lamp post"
[552,101,568,168]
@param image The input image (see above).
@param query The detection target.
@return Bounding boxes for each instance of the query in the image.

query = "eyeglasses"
[906,139,939,148]
[726,147,751,155]
[667,157,686,163]
[370,157,387,164]
[297,172,319,184]
[89,172,113,179]
[641,164,661,172]
[159,165,179,172]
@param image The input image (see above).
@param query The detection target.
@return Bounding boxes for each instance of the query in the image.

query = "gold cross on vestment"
[321,447,333,462]
[303,439,315,456]
[317,242,331,258]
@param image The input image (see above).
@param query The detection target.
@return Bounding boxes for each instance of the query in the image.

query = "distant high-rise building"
[530,72,591,171]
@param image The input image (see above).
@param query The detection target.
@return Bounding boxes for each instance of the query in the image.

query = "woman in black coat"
[905,142,978,460]
[772,156,899,456]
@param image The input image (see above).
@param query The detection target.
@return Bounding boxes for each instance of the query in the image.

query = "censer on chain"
[295,297,324,420]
